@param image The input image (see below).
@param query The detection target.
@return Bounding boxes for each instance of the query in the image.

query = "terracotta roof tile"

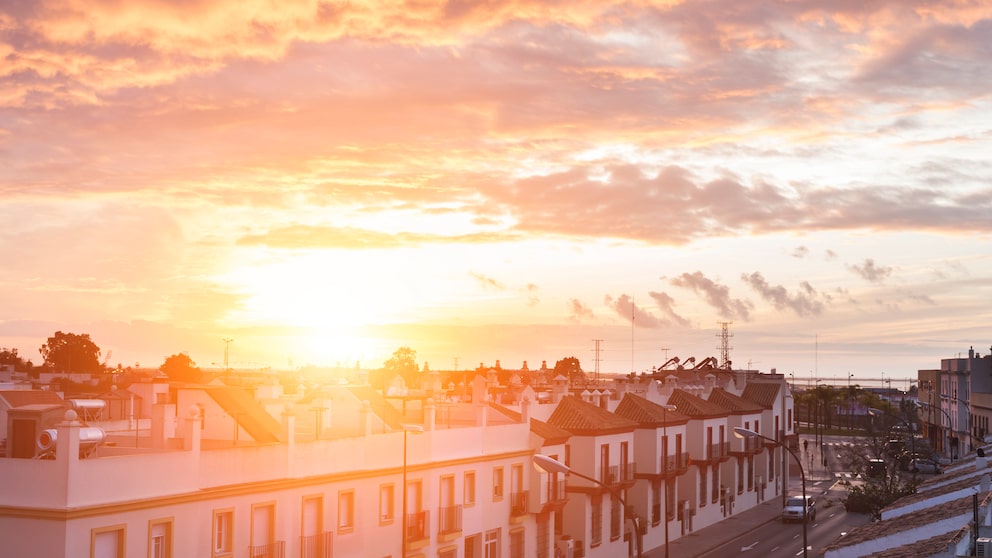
[530,418,571,446]
[547,396,638,435]
[708,388,765,414]
[740,382,782,409]
[667,389,729,418]
[614,393,689,427]
[825,491,992,552]
[203,386,282,444]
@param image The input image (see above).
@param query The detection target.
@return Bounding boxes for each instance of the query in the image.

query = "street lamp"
[660,404,676,558]
[734,427,808,558]
[533,454,642,558]
[401,424,424,558]
[919,401,956,460]
[868,407,916,466]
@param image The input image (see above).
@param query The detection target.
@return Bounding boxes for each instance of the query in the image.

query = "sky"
[1,1,991,384]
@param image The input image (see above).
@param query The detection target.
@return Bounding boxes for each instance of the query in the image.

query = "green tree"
[842,471,919,520]
[38,331,102,373]
[383,347,419,387]
[0,347,30,371]
[553,357,586,384]
[160,353,202,383]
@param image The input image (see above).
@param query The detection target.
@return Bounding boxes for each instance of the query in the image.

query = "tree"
[383,347,419,387]
[160,353,202,383]
[0,347,31,371]
[842,471,919,520]
[38,331,102,373]
[553,357,586,384]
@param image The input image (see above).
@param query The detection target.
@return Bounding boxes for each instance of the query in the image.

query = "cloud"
[791,246,809,258]
[526,283,539,307]
[740,272,825,317]
[647,291,691,327]
[848,259,893,283]
[604,294,665,328]
[669,271,753,321]
[470,272,505,290]
[567,298,595,322]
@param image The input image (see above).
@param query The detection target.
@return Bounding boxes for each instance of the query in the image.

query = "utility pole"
[592,339,603,382]
[717,322,733,369]
[222,338,233,372]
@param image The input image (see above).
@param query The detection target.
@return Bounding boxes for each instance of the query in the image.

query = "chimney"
[521,396,530,423]
[425,398,436,431]
[182,405,202,453]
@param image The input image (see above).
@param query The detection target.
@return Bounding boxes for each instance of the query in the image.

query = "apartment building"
[0,367,793,558]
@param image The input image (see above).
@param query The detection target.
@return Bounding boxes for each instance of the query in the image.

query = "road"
[698,434,873,557]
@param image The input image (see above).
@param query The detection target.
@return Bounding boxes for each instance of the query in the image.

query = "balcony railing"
[546,478,566,502]
[604,463,637,486]
[438,504,462,535]
[510,490,529,517]
[299,532,332,558]
[405,510,430,543]
[249,540,285,558]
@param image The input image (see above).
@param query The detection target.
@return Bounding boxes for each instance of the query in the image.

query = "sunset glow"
[2,1,991,378]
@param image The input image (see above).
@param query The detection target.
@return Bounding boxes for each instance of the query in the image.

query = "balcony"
[405,510,430,546]
[662,452,690,476]
[604,463,637,487]
[249,540,285,558]
[438,504,462,537]
[299,532,332,558]
[510,490,530,519]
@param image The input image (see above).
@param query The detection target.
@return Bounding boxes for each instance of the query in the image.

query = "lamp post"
[661,404,677,558]
[533,454,642,558]
[919,401,955,459]
[401,424,424,557]
[868,407,916,461]
[734,427,807,558]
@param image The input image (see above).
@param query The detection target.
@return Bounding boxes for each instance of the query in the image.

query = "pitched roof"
[547,396,638,436]
[614,393,689,427]
[740,382,782,409]
[863,527,967,558]
[825,491,991,553]
[0,390,68,409]
[530,418,572,446]
[708,388,765,414]
[667,389,729,418]
[489,402,521,422]
[203,386,282,444]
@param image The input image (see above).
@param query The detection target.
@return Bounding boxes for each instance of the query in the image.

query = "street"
[699,434,872,558]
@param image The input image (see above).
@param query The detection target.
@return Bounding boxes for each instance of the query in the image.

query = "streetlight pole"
[401,425,424,558]
[734,427,807,558]
[661,404,676,558]
[533,454,643,558]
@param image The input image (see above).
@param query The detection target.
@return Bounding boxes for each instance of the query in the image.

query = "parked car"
[866,458,886,479]
[782,495,816,523]
[909,459,942,474]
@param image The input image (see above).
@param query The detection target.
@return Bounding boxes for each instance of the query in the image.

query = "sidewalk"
[642,498,783,557]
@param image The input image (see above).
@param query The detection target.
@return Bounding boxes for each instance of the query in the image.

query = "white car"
[782,495,816,523]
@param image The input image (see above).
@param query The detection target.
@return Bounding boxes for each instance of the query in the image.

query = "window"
[338,490,355,533]
[711,464,718,504]
[484,529,500,558]
[719,425,725,456]
[213,509,233,556]
[706,427,713,459]
[509,528,524,558]
[600,444,610,484]
[380,484,395,523]
[609,497,621,540]
[661,434,669,472]
[493,467,504,500]
[651,482,661,524]
[92,524,126,558]
[149,519,172,558]
[465,471,477,506]
[590,496,603,545]
[699,468,707,506]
